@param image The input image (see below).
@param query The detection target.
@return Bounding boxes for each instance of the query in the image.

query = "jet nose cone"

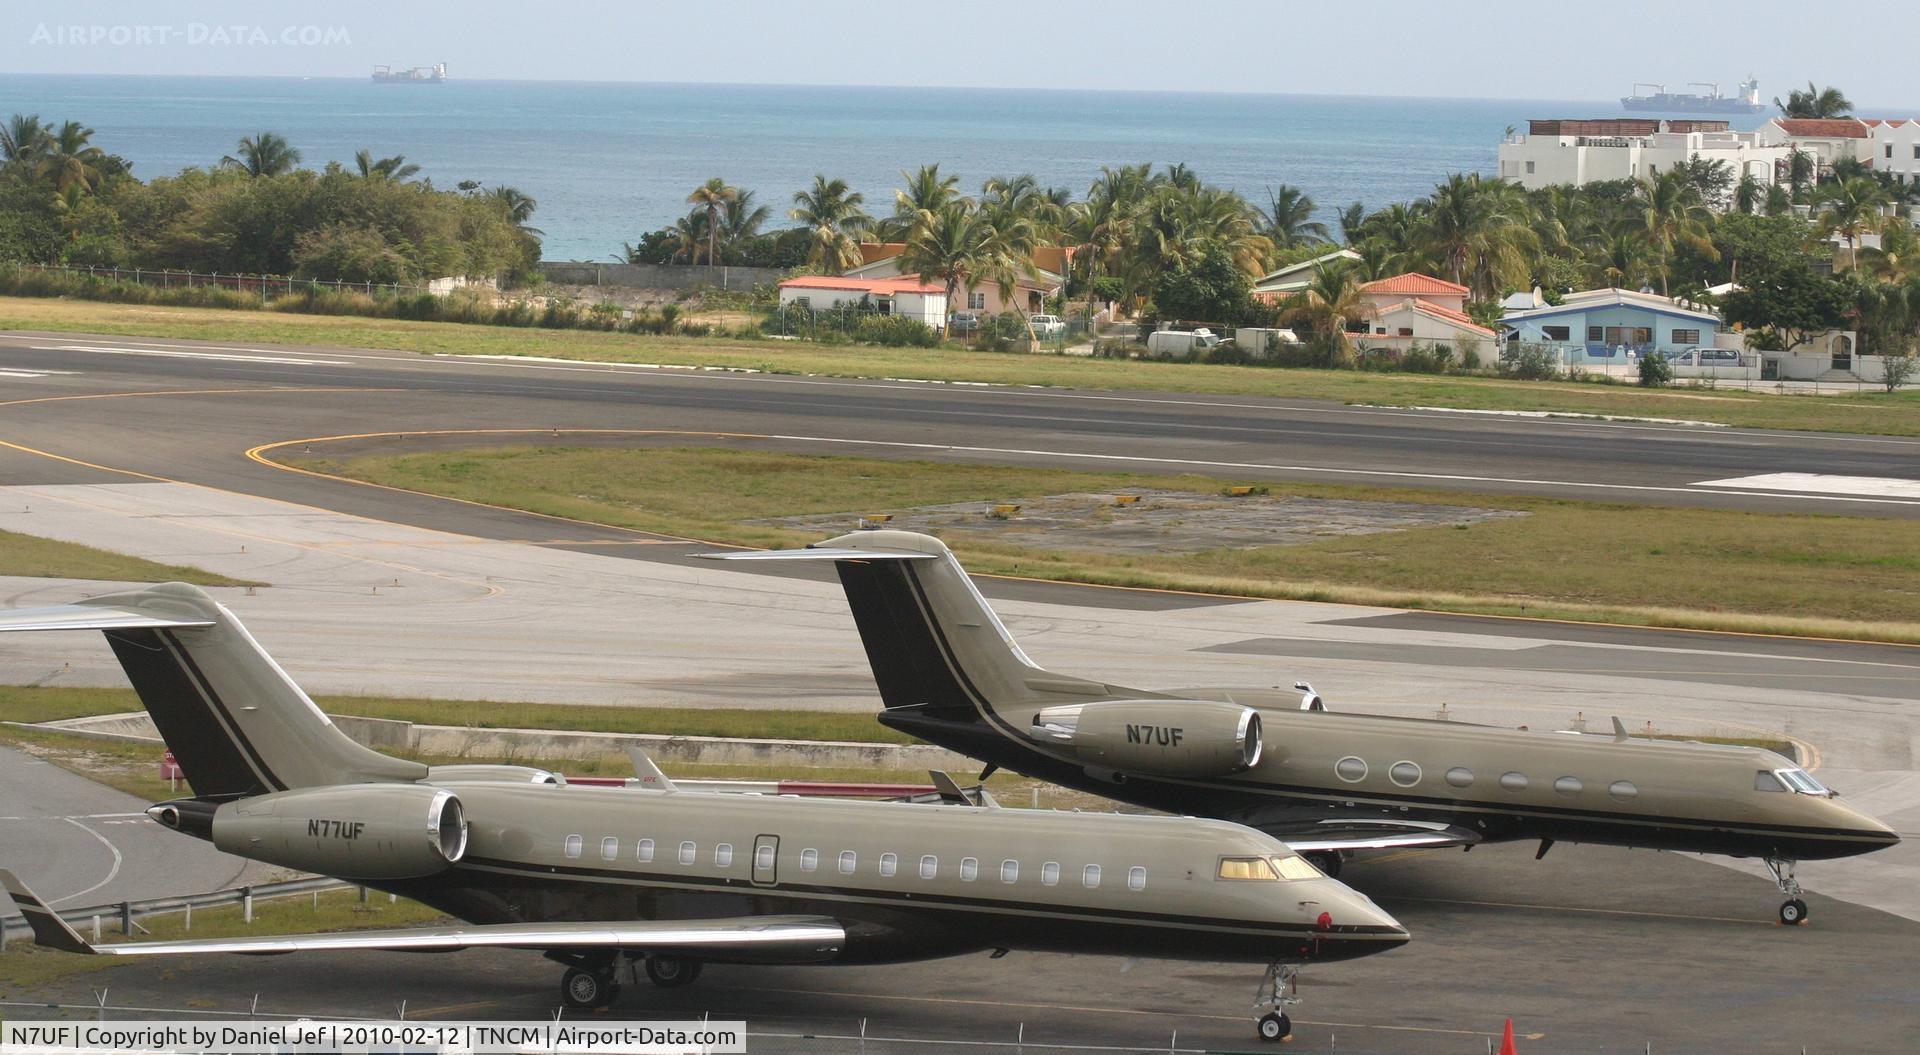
[1316,881,1409,942]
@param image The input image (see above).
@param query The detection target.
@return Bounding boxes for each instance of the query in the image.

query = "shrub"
[853,314,940,347]
[1637,352,1673,387]
[1501,343,1560,381]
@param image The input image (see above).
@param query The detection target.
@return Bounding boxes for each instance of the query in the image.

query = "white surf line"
[1692,473,1920,500]
[46,816,125,907]
[34,344,350,367]
[759,432,1920,508]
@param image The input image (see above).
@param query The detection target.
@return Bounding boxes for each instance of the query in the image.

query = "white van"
[1145,327,1220,358]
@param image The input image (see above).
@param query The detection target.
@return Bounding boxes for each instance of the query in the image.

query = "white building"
[1498,119,1789,196]
[1755,118,1874,174]
[776,276,948,330]
[1863,118,1920,185]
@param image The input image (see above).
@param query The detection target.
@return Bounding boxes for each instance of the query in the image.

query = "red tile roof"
[1773,118,1871,139]
[1360,272,1470,297]
[779,275,944,294]
[1373,298,1496,338]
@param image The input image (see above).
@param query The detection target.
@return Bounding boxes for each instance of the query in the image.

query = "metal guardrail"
[0,876,349,948]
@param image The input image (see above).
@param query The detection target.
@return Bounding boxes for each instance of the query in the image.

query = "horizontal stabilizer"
[700,547,937,563]
[2,869,843,959]
[0,602,214,634]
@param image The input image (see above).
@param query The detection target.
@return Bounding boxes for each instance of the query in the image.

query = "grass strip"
[4,296,1916,435]
[0,528,260,587]
[292,444,1920,643]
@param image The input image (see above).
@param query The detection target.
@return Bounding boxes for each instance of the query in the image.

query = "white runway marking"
[47,816,125,906]
[1693,473,1920,499]
[0,367,78,378]
[36,344,350,367]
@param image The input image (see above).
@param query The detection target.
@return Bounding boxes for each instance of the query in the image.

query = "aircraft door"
[752,834,778,886]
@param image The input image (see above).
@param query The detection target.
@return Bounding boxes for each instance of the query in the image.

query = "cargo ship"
[1621,77,1765,115]
[372,63,447,84]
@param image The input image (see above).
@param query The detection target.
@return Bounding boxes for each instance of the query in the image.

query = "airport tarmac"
[7,842,1917,1053]
[2,329,1917,1047]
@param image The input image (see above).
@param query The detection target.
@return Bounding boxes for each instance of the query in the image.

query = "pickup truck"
[1028,314,1066,338]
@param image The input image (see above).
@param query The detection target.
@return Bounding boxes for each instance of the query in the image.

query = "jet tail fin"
[0,869,96,954]
[0,584,424,795]
[628,748,678,792]
[707,532,1088,719]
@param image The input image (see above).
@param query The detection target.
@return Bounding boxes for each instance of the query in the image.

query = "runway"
[2,328,1917,1048]
[4,330,1920,517]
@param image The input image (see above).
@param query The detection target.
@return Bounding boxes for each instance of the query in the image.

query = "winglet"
[0,870,97,954]
[627,749,677,793]
[1611,716,1629,743]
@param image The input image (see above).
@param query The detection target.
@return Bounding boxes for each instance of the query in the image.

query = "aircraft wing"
[1,870,842,961]
[1262,818,1482,853]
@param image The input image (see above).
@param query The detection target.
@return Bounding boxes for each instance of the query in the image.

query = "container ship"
[1621,77,1765,115]
[372,63,447,84]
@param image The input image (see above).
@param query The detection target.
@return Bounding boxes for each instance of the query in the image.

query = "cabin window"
[1389,761,1422,787]
[715,843,734,868]
[678,840,696,865]
[564,835,582,859]
[838,850,857,874]
[756,844,776,872]
[919,855,938,879]
[1217,856,1280,881]
[1127,866,1147,891]
[800,849,818,872]
[1335,756,1368,783]
[1082,864,1102,889]
[1000,859,1019,883]
[600,837,618,861]
[1445,767,1474,788]
[1041,862,1060,886]
[1609,780,1639,801]
[1554,776,1583,796]
[960,857,978,881]
[879,853,897,877]
[1499,771,1529,792]
[636,838,654,863]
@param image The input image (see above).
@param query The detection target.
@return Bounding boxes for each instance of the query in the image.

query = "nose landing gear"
[1253,962,1301,1042]
[1766,858,1808,925]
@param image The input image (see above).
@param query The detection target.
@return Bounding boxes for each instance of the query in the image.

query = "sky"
[6,1,1918,107]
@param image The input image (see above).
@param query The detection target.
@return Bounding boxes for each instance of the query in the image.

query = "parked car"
[1144,327,1220,358]
[949,312,980,335]
[1028,314,1066,338]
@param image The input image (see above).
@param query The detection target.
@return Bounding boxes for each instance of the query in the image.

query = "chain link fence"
[18,263,438,302]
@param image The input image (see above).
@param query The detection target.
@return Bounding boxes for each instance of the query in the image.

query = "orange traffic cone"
[1497,1017,1518,1055]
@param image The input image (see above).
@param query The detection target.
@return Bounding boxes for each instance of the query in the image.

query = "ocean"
[1,75,1735,263]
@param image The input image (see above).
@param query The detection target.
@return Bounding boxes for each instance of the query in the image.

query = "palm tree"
[354,149,421,181]
[1,113,47,164]
[1421,174,1538,299]
[667,212,710,265]
[1636,170,1718,296]
[899,202,990,334]
[1587,224,1653,290]
[1817,176,1891,258]
[789,175,870,272]
[1257,184,1329,249]
[36,121,111,193]
[685,177,739,271]
[1278,262,1365,359]
[1336,201,1368,245]
[886,164,962,239]
[1774,82,1853,119]
[487,186,542,236]
[222,132,300,177]
[1732,173,1764,215]
[718,189,770,251]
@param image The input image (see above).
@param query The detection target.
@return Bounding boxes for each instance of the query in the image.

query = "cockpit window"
[1270,855,1323,881]
[1777,768,1830,796]
[1217,856,1280,881]
[1754,770,1787,792]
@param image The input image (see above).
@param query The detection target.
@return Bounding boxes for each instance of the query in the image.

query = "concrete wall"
[538,262,786,291]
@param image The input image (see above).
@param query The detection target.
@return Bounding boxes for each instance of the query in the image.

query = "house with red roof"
[1357,273,1469,316]
[1861,118,1920,186]
[1345,272,1497,356]
[1758,117,1875,173]
[776,275,948,331]
[842,242,1075,317]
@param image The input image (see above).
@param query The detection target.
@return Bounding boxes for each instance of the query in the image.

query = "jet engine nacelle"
[211,784,468,880]
[1030,700,1262,778]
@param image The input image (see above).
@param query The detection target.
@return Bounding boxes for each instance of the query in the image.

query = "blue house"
[1501,288,1723,364]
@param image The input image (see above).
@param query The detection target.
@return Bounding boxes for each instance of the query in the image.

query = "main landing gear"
[559,955,705,1009]
[1253,963,1301,1042]
[1766,858,1809,925]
